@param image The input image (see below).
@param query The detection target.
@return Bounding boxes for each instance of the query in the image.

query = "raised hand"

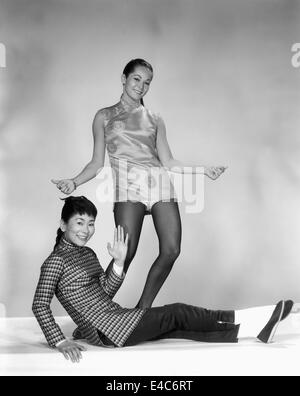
[205,166,227,180]
[51,179,76,195]
[107,225,129,265]
[56,339,87,363]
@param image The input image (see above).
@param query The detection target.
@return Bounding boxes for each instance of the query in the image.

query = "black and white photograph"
[0,0,300,378]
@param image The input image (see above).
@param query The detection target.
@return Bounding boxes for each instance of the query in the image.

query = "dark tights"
[106,200,182,308]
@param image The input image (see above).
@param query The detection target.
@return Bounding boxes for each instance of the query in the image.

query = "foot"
[135,302,151,309]
[282,300,294,319]
[257,300,294,343]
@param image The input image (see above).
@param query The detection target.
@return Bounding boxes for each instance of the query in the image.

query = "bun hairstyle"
[53,196,98,251]
[122,58,153,106]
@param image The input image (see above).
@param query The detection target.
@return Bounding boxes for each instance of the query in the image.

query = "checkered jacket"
[32,237,145,348]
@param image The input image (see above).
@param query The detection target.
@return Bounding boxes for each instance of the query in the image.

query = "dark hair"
[122,58,153,106]
[53,196,98,251]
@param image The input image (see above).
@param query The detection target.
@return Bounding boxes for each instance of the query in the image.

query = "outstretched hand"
[51,179,76,195]
[107,225,129,264]
[205,166,227,180]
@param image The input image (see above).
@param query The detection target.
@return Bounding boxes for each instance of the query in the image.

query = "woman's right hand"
[56,340,87,363]
[51,179,76,195]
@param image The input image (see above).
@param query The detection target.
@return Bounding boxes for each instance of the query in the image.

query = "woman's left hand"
[107,226,129,264]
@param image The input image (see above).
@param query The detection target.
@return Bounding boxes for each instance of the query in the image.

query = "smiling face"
[60,212,95,247]
[121,65,153,103]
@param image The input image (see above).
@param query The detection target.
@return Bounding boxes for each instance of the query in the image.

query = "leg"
[125,301,295,347]
[163,302,294,344]
[136,200,182,308]
[106,201,146,274]
[125,303,238,346]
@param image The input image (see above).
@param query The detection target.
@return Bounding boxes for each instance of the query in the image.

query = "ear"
[121,74,126,86]
[60,219,66,232]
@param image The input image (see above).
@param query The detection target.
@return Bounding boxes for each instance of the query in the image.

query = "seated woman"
[32,196,294,363]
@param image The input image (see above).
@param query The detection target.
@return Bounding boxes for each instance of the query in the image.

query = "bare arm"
[73,109,107,186]
[51,109,107,194]
[156,115,227,179]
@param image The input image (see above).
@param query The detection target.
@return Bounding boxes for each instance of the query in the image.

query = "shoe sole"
[266,300,285,343]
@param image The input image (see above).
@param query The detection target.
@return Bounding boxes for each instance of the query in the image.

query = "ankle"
[136,302,151,309]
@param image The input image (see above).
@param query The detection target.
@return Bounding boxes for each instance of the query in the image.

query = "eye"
[134,77,140,81]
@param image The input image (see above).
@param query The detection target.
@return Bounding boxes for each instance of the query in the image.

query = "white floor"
[1,314,300,376]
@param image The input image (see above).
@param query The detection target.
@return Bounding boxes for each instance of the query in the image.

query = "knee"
[168,303,183,311]
[166,303,186,319]
[160,244,181,262]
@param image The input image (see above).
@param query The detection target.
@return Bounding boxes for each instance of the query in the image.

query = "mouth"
[134,90,143,95]
[77,235,88,242]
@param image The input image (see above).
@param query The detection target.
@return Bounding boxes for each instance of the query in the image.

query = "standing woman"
[52,58,226,308]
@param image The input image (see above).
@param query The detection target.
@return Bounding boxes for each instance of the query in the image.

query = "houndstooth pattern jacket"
[32,237,145,348]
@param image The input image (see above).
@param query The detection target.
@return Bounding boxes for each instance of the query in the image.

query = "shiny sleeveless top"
[103,97,161,167]
[101,97,176,207]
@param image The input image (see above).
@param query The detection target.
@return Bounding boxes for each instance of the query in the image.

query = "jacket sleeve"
[96,256,125,298]
[32,255,66,348]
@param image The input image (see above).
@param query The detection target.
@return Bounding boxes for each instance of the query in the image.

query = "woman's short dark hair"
[53,196,97,250]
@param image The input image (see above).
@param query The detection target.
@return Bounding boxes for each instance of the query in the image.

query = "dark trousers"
[124,303,240,346]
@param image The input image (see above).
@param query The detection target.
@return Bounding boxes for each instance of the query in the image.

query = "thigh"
[124,306,175,346]
[113,201,146,256]
[151,200,182,249]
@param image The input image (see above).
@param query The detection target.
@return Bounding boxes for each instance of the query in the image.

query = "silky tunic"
[101,97,176,213]
[32,237,145,348]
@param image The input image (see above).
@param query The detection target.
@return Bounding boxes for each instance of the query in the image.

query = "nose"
[136,81,144,91]
[82,224,89,234]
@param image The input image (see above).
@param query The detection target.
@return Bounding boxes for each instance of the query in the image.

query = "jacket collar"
[59,235,84,251]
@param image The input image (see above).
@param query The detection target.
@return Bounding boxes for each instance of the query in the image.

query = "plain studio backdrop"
[0,0,300,319]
